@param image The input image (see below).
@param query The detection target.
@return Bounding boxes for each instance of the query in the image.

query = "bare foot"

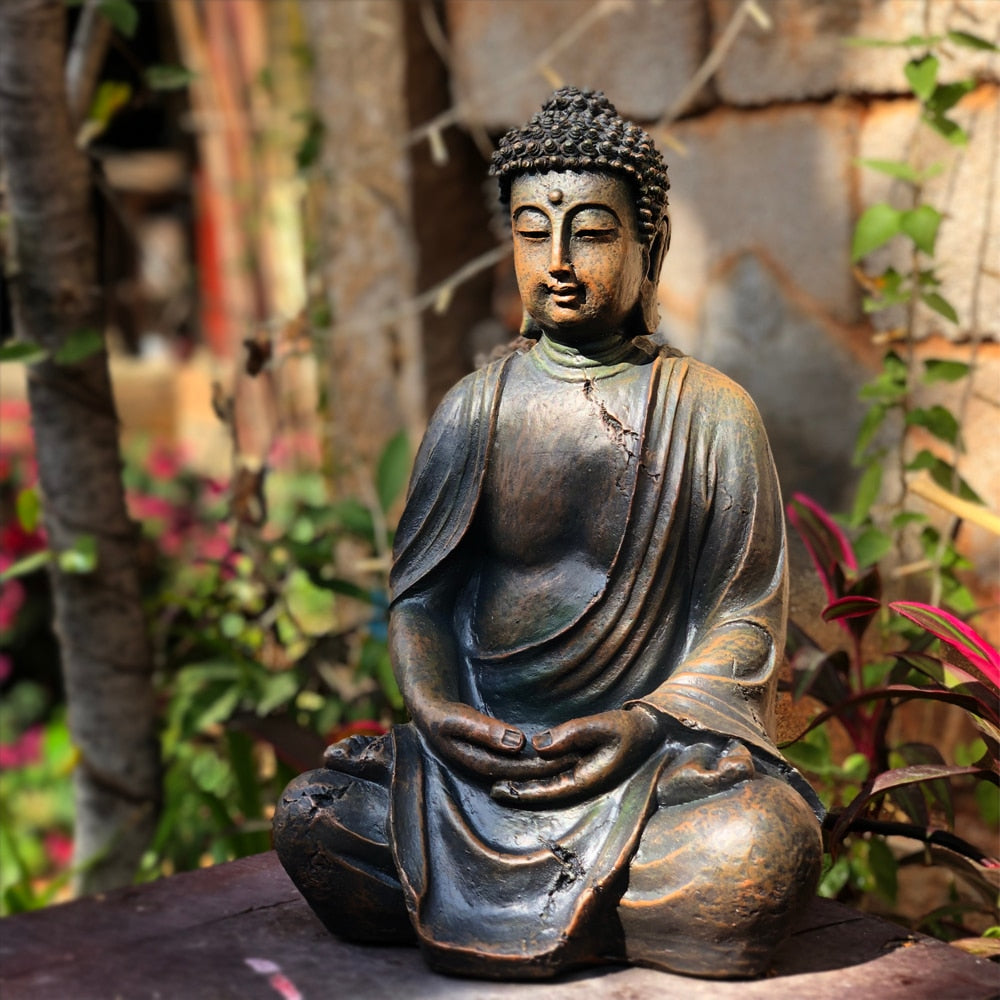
[655,739,755,807]
[324,732,393,780]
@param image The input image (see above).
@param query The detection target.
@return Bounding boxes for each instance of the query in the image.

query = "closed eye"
[575,228,617,242]
[516,228,550,240]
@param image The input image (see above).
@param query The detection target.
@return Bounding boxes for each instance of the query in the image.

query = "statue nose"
[549,246,575,279]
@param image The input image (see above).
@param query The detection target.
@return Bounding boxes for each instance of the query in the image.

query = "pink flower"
[0,519,47,559]
[146,445,182,481]
[0,576,27,633]
[0,725,43,769]
[128,493,176,523]
[204,478,227,500]
[197,532,232,562]
[43,832,74,868]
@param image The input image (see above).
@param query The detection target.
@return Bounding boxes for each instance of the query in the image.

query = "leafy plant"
[137,432,411,877]
[848,29,997,609]
[785,493,999,933]
[1,424,413,903]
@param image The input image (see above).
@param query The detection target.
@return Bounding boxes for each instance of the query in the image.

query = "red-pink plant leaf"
[787,494,857,603]
[890,601,1000,685]
[894,651,980,689]
[870,763,990,795]
[821,594,882,643]
[828,763,996,852]
[779,683,1000,748]
[821,595,882,622]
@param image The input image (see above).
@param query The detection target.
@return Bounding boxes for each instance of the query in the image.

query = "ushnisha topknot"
[490,86,669,247]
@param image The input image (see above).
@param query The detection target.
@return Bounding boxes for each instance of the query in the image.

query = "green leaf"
[858,365,907,404]
[927,80,975,115]
[883,351,908,381]
[922,359,968,384]
[851,204,902,261]
[57,535,97,574]
[219,612,246,639]
[373,645,404,711]
[329,498,375,542]
[376,430,410,513]
[841,753,870,783]
[854,158,944,184]
[867,837,899,903]
[843,34,943,49]
[906,405,960,447]
[98,0,138,37]
[15,487,41,532]
[818,854,851,898]
[891,510,926,530]
[923,111,967,146]
[255,672,301,717]
[860,267,912,313]
[907,450,983,504]
[284,569,335,636]
[854,527,892,569]
[782,739,833,775]
[54,328,104,364]
[853,404,886,464]
[905,54,939,102]
[947,30,999,52]
[900,204,941,255]
[921,291,959,323]
[294,112,325,173]
[0,341,47,364]
[850,462,883,527]
[0,549,52,582]
[145,64,196,91]
[854,158,921,182]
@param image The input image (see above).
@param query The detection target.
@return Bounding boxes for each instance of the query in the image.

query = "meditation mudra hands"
[350,695,756,808]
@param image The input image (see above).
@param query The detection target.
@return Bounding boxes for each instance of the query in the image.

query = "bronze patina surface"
[273,87,823,981]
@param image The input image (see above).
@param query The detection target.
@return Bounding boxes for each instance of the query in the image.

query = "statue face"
[510,171,645,341]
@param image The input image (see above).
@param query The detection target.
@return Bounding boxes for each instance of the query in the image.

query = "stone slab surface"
[658,101,860,333]
[445,0,708,130]
[711,0,1000,106]
[1,852,997,999]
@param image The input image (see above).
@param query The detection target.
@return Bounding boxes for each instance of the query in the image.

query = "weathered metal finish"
[275,88,824,979]
[1,853,998,1000]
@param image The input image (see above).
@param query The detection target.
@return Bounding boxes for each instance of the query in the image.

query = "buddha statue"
[273,87,822,981]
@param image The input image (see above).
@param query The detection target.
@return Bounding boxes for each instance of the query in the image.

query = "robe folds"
[386,345,822,977]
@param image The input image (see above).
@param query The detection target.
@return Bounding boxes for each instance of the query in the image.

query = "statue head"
[490,88,670,337]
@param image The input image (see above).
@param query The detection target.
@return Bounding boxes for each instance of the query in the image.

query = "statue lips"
[548,282,583,307]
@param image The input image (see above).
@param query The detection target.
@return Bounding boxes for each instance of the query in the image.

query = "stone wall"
[436,0,999,600]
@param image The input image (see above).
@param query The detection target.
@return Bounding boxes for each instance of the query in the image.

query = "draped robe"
[386,346,820,977]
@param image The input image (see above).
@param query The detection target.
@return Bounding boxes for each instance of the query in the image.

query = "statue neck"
[532,331,639,381]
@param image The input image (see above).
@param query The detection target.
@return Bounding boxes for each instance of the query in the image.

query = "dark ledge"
[0,852,995,999]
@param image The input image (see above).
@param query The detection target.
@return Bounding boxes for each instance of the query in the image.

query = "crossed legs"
[272,736,821,977]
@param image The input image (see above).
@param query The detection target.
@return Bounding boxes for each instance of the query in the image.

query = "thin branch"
[406,0,631,148]
[65,0,113,127]
[324,244,512,340]
[418,0,452,67]
[663,0,771,124]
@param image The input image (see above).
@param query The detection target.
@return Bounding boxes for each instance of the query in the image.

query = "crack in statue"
[273,87,823,981]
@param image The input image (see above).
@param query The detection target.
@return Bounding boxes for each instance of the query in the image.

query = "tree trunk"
[303,0,427,495]
[0,0,159,893]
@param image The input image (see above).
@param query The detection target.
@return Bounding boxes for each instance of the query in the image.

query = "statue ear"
[640,219,669,335]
